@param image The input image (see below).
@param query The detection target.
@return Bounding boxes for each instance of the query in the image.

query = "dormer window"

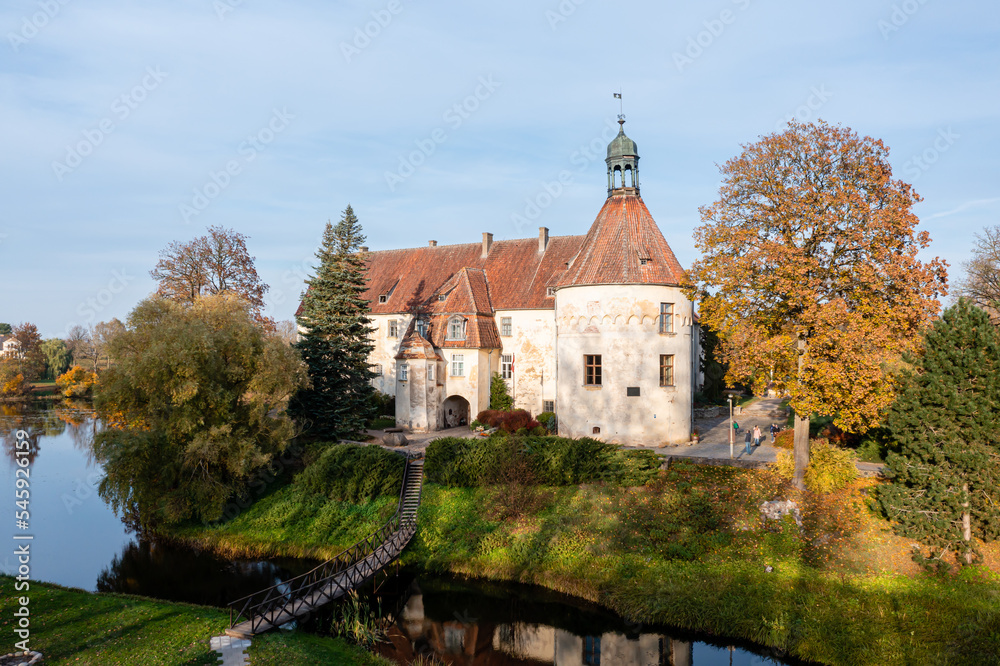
[438,295,446,302]
[447,316,466,341]
[416,319,428,338]
[639,258,650,265]
[546,287,556,297]
[378,295,388,303]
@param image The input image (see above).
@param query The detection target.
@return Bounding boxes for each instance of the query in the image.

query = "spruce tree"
[290,205,375,439]
[877,298,1000,568]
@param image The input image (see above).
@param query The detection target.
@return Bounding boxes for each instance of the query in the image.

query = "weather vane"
[614,89,624,122]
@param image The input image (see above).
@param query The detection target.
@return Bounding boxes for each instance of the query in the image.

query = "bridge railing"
[227,453,419,634]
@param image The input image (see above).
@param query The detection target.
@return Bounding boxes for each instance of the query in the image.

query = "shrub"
[475,410,504,428]
[775,439,857,493]
[56,365,97,398]
[774,429,794,449]
[499,409,532,433]
[536,411,557,434]
[297,443,405,503]
[426,435,660,487]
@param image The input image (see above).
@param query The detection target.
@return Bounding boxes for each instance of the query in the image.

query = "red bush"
[500,409,532,433]
[526,420,541,430]
[476,410,504,428]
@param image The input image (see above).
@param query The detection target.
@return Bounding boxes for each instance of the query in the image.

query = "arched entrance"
[442,395,471,428]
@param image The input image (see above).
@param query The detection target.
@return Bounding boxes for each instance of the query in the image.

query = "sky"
[1,0,998,338]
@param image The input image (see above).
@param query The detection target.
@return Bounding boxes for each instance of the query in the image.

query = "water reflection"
[0,399,97,468]
[96,539,322,608]
[361,576,797,666]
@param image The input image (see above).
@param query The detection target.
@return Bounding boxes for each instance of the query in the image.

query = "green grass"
[369,416,396,430]
[169,479,398,560]
[399,466,1000,666]
[0,577,388,665]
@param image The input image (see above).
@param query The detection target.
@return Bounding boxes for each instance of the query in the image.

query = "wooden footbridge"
[226,455,424,638]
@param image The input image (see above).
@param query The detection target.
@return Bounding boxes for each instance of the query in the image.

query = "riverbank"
[0,577,391,665]
[166,459,1000,665]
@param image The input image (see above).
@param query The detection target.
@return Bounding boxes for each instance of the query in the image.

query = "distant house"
[331,120,701,446]
[0,335,19,358]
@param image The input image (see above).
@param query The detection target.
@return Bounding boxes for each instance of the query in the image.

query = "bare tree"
[65,325,96,370]
[150,226,271,326]
[955,225,1000,323]
[273,320,299,345]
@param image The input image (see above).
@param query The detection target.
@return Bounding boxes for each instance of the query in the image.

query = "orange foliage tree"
[687,121,947,489]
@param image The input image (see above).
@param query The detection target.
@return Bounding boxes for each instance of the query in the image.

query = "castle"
[361,121,700,445]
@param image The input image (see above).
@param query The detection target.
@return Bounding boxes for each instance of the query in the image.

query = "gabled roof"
[364,235,584,313]
[557,191,686,287]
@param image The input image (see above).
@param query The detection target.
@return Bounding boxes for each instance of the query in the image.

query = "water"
[305,572,805,666]
[2,401,804,664]
[0,400,318,599]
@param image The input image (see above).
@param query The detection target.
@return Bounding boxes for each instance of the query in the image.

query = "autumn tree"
[91,319,126,371]
[290,206,375,439]
[93,294,307,529]
[687,121,947,489]
[877,299,1000,568]
[150,226,272,327]
[0,323,11,335]
[12,322,45,382]
[954,224,1000,324]
[65,325,94,369]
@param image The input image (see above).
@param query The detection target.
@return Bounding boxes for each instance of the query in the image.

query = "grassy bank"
[168,459,1000,665]
[168,479,398,560]
[0,577,390,665]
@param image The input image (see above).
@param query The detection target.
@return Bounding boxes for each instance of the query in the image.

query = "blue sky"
[2,0,998,337]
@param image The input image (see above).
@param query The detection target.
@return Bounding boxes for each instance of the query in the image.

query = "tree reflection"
[96,539,320,608]
[0,400,97,468]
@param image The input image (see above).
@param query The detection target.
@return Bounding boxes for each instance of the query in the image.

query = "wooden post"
[793,333,809,490]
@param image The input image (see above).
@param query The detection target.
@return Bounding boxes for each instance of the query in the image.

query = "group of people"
[732,422,779,455]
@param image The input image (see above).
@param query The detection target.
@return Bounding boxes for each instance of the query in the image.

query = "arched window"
[447,316,466,341]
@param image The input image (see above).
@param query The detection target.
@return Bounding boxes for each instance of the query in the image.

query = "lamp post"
[727,393,734,459]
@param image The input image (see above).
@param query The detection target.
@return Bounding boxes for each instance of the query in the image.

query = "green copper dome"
[607,124,638,158]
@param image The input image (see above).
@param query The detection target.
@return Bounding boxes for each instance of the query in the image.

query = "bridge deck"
[226,457,423,638]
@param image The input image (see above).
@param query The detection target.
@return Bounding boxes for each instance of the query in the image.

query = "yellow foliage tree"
[56,365,98,398]
[687,121,947,489]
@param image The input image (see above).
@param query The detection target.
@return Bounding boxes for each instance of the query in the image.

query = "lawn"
[0,577,390,665]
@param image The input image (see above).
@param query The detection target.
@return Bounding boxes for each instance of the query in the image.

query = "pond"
[1,401,804,665]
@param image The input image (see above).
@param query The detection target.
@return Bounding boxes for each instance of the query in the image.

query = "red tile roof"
[364,235,584,313]
[394,330,441,360]
[557,191,686,287]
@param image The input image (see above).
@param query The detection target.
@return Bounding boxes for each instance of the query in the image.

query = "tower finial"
[614,89,624,126]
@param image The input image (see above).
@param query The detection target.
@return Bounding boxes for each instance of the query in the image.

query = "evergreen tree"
[290,205,376,439]
[877,299,1000,568]
[489,372,513,411]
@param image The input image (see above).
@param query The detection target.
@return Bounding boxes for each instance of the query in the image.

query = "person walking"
[770,423,778,442]
[744,428,752,455]
[753,425,762,449]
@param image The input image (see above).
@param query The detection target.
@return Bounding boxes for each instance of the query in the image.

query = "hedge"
[424,435,660,487]
[297,443,405,503]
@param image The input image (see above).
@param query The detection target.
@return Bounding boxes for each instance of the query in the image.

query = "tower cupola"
[606,118,639,196]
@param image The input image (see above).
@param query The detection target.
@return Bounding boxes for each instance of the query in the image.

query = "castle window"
[416,319,427,338]
[378,294,388,303]
[659,303,674,334]
[660,354,674,387]
[399,364,408,381]
[428,363,435,382]
[501,317,512,337]
[371,364,382,376]
[451,354,465,377]
[584,355,602,386]
[447,317,466,341]
[388,319,399,338]
[501,354,513,380]
[543,400,554,413]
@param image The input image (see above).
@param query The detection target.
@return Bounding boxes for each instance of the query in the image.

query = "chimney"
[538,227,549,253]
[428,240,438,247]
[359,246,369,252]
[481,232,493,258]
